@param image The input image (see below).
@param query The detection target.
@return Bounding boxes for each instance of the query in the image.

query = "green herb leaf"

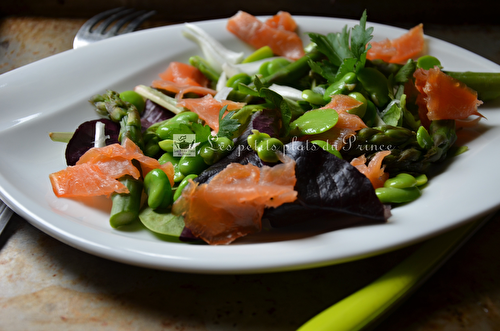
[308,32,343,67]
[307,11,374,82]
[336,58,358,82]
[350,10,373,60]
[191,122,212,143]
[308,59,338,84]
[395,59,416,83]
[381,100,403,126]
[217,105,241,139]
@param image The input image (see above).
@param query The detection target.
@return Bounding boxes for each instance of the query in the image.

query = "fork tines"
[74,7,157,48]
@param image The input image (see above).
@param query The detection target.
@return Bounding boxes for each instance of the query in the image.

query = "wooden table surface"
[1,13,500,331]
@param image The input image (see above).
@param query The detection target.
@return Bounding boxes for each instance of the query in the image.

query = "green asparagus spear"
[119,106,144,151]
[89,90,138,122]
[444,71,500,101]
[109,175,143,228]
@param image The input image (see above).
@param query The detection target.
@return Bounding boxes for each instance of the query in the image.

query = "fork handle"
[297,215,492,331]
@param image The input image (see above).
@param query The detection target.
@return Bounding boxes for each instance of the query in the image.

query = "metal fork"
[0,200,14,237]
[73,7,157,49]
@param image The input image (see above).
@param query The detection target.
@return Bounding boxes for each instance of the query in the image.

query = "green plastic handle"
[297,216,491,331]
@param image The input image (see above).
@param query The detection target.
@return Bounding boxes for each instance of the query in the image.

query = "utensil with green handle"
[297,214,494,331]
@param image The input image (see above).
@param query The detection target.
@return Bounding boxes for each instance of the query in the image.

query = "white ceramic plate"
[1,16,500,274]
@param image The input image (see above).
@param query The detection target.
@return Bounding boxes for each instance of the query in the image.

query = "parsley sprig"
[217,105,241,139]
[307,10,373,83]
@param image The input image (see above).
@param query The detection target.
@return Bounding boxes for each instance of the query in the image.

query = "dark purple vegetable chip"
[141,99,175,132]
[263,141,390,227]
[65,119,120,166]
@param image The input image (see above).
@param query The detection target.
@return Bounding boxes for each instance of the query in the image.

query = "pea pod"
[173,174,198,201]
[375,186,421,204]
[357,67,390,107]
[109,176,143,228]
[144,169,173,210]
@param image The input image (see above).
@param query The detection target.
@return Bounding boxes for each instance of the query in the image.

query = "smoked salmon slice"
[227,11,305,60]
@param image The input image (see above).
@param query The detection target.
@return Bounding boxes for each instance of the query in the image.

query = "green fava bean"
[178,146,209,176]
[346,92,367,118]
[247,130,271,150]
[289,108,339,137]
[173,174,198,201]
[226,73,252,89]
[213,136,234,151]
[170,111,199,124]
[119,90,145,114]
[144,137,161,157]
[311,140,342,159]
[156,123,194,140]
[158,139,174,153]
[259,61,272,77]
[267,58,292,75]
[242,46,274,63]
[158,152,184,182]
[384,173,417,189]
[144,169,173,210]
[357,67,390,107]
[375,186,421,204]
[415,174,428,186]
[363,99,378,128]
[323,72,357,102]
[302,89,327,105]
[256,138,284,163]
[417,55,442,70]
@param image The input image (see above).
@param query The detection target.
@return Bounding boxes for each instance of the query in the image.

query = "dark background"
[0,0,498,27]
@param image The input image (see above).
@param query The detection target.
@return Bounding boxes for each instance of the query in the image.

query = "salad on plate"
[48,10,496,246]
